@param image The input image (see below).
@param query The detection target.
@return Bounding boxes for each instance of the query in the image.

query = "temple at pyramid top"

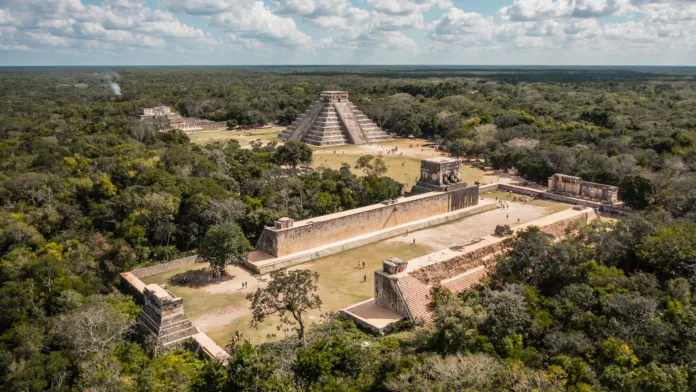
[279,91,391,146]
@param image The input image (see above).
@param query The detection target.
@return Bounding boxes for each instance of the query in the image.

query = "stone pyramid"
[279,91,391,146]
[136,284,199,347]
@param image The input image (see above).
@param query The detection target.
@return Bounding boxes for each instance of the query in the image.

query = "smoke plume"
[109,81,122,95]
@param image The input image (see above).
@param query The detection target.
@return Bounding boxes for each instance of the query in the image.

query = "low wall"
[130,255,198,279]
[256,185,479,257]
[248,202,497,274]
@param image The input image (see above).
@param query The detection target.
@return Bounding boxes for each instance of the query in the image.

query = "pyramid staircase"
[279,91,391,146]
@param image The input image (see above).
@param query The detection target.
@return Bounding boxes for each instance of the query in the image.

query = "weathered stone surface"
[411,157,468,196]
[255,182,480,258]
[279,91,390,146]
[494,225,513,236]
[136,284,198,347]
[130,106,225,131]
[548,173,619,205]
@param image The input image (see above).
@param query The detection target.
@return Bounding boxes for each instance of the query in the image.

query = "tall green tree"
[198,222,251,274]
[272,140,313,168]
[619,175,656,210]
[247,269,322,346]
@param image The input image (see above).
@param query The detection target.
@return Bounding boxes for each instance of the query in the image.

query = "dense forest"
[1,66,696,391]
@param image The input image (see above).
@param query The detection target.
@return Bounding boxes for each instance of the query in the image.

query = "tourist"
[363,274,367,282]
[362,261,366,269]
[506,214,509,219]
[517,218,520,223]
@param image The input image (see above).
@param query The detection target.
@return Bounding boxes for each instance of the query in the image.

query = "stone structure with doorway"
[130,106,225,131]
[548,174,619,205]
[410,157,469,195]
[278,91,391,146]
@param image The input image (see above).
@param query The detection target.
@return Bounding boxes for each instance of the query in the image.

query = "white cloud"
[26,31,69,47]
[428,8,494,42]
[210,2,313,48]
[271,0,368,31]
[498,0,632,21]
[366,0,452,15]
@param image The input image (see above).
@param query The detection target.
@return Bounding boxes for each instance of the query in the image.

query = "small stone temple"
[410,157,468,195]
[136,284,199,347]
[548,174,619,205]
[278,91,391,146]
[130,106,225,131]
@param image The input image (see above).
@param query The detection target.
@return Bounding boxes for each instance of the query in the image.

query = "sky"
[0,0,695,66]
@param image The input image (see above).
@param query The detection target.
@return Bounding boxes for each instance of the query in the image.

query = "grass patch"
[189,126,284,146]
[209,241,434,345]
[140,263,247,320]
[313,153,485,190]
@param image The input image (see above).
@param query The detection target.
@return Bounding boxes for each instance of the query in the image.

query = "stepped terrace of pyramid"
[279,91,391,146]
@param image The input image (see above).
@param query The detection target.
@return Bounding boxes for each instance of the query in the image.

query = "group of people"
[241,281,249,289]
[496,197,521,223]
[357,261,366,269]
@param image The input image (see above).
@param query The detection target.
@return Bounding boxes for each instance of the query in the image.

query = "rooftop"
[423,157,459,164]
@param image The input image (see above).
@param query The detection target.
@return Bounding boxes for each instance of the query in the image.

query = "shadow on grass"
[168,268,236,289]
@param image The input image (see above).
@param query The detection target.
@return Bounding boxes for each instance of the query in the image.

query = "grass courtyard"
[312,152,487,190]
[188,126,283,146]
[142,241,434,346]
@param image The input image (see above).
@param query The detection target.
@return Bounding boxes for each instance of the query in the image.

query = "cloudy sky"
[0,0,694,65]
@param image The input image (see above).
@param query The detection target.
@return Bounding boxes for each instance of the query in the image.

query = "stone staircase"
[300,105,351,146]
[279,91,391,146]
[350,104,391,143]
[334,101,368,144]
[279,101,324,141]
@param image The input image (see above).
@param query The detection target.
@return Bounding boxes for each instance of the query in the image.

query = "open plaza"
[131,166,582,347]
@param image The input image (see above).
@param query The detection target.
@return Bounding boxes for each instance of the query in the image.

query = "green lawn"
[143,240,434,346]
[313,153,485,190]
[188,126,284,146]
[209,240,434,345]
[140,263,249,321]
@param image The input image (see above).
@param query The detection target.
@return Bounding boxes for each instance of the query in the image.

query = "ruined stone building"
[130,106,225,132]
[136,284,199,347]
[548,174,620,205]
[278,91,391,146]
[410,157,469,195]
[342,207,598,332]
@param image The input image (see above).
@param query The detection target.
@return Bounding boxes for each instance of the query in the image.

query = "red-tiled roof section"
[396,276,433,324]
[442,266,488,293]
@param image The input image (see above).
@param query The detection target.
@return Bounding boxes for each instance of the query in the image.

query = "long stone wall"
[249,202,497,274]
[256,186,479,258]
[408,209,595,285]
[481,183,629,215]
[130,255,198,279]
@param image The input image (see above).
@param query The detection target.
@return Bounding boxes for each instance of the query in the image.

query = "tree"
[638,222,696,283]
[247,269,322,346]
[447,139,473,159]
[272,140,313,168]
[198,222,251,274]
[619,175,655,210]
[354,155,388,176]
